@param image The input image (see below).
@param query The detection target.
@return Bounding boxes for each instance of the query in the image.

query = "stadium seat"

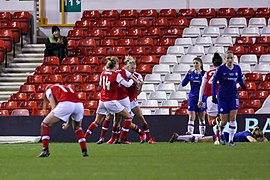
[117,38,135,48]
[159,54,178,65]
[85,29,104,40]
[53,65,72,75]
[10,92,27,102]
[238,91,249,100]
[19,85,36,93]
[166,47,185,57]
[72,65,92,76]
[87,92,100,100]
[43,75,63,84]
[149,91,167,101]
[214,36,233,47]
[163,27,182,38]
[259,54,270,64]
[222,27,240,37]
[137,64,152,75]
[145,27,162,39]
[187,45,205,56]
[195,36,213,47]
[241,27,260,37]
[240,54,258,64]
[209,18,228,29]
[82,10,100,21]
[139,9,158,20]
[131,17,150,29]
[202,54,218,64]
[172,64,190,74]
[74,19,93,31]
[178,9,197,20]
[182,27,201,38]
[202,26,220,37]
[180,100,189,108]
[177,83,191,92]
[137,92,147,101]
[249,91,269,100]
[1,101,17,110]
[113,19,130,30]
[101,10,119,20]
[140,55,158,65]
[36,84,50,93]
[158,37,175,47]
[235,36,253,47]
[0,109,9,116]
[80,56,99,66]
[229,17,247,28]
[105,28,124,39]
[62,57,79,66]
[136,37,155,48]
[152,17,169,29]
[241,99,261,110]
[94,19,111,29]
[84,100,98,110]
[67,39,77,56]
[255,36,270,47]
[120,9,138,20]
[64,74,83,84]
[142,84,155,93]
[67,29,84,41]
[175,108,188,115]
[157,83,175,93]
[198,8,216,19]
[141,100,158,107]
[77,38,96,49]
[239,63,251,73]
[261,26,270,36]
[243,81,257,91]
[168,91,187,101]
[164,73,182,84]
[159,9,177,20]
[124,27,143,39]
[129,46,146,58]
[228,45,246,57]
[0,39,5,63]
[217,8,236,19]
[3,21,22,44]
[19,101,38,110]
[140,109,152,115]
[255,8,270,18]
[148,46,166,57]
[31,109,49,116]
[258,81,270,91]
[206,47,225,55]
[179,54,197,64]
[0,29,13,53]
[35,66,53,75]
[13,11,30,35]
[236,8,255,19]
[83,109,91,116]
[144,74,162,84]
[76,92,87,101]
[248,45,265,56]
[152,64,171,74]
[42,56,60,66]
[174,37,193,47]
[28,93,45,102]
[190,18,208,29]
[244,72,263,83]
[77,83,96,92]
[154,107,172,115]
[11,109,29,116]
[248,18,266,28]
[99,39,115,48]
[107,46,127,58]
[170,18,189,29]
[238,108,255,114]
[0,12,12,22]
[26,75,43,84]
[84,74,100,84]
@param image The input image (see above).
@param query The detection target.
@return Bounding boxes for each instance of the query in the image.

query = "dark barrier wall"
[0,114,269,142]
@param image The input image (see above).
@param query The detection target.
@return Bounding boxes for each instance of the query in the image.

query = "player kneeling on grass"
[38,84,88,157]
[169,126,268,143]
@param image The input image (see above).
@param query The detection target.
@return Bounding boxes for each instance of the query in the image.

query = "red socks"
[132,124,145,136]
[85,121,98,138]
[209,119,217,127]
[119,118,132,139]
[100,118,111,139]
[142,123,151,140]
[41,122,50,150]
[75,127,87,152]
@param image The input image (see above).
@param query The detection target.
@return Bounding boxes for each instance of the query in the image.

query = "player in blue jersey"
[169,126,268,143]
[211,50,246,146]
[181,57,206,135]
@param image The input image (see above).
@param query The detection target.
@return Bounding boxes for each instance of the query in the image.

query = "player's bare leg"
[228,110,238,146]
[84,114,106,139]
[107,114,121,144]
[219,113,229,145]
[117,109,133,144]
[97,114,113,144]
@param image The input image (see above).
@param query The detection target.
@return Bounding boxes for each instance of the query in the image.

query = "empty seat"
[152,64,171,74]
[174,37,193,47]
[235,36,253,47]
[136,37,154,48]
[141,100,158,107]
[61,57,79,65]
[53,65,72,75]
[0,109,9,116]
[240,54,258,64]
[142,84,155,93]
[168,91,187,100]
[239,63,251,73]
[1,101,17,110]
[201,54,216,64]
[11,109,29,116]
[217,8,236,19]
[261,26,270,36]
[74,19,93,31]
[148,46,166,57]
[214,36,233,47]
[241,27,260,37]
[10,93,28,102]
[137,92,147,101]
[195,36,213,47]
[244,72,263,83]
[238,108,255,114]
[177,83,191,91]
[250,91,269,100]
[167,47,185,57]
[187,45,205,56]
[207,47,225,55]
[101,10,119,20]
[131,17,150,29]
[179,55,197,64]
[32,109,49,116]
[136,64,152,75]
[28,93,45,102]
[248,45,265,56]
[43,74,63,84]
[161,100,179,106]
[159,55,178,65]
[84,100,98,110]
[159,9,177,20]
[82,10,100,21]
[178,9,197,19]
[238,91,249,100]
[26,75,43,84]
[35,66,53,75]
[140,108,152,115]
[120,9,138,20]
[139,9,158,20]
[170,17,189,29]
[190,18,208,29]
[253,64,270,74]
[241,99,261,110]
[198,8,216,19]
[175,108,188,115]
[229,17,247,28]
[255,36,270,47]
[13,11,31,35]
[236,8,254,19]
[164,74,182,84]
[158,37,175,47]
[19,85,36,93]
[182,27,201,38]
[163,27,182,38]
[259,54,270,64]
[0,12,12,22]
[209,18,228,29]
[248,18,266,28]
[19,101,38,110]
[157,83,175,93]
[228,45,246,57]
[244,82,257,91]
[67,29,84,41]
[172,64,190,74]
[144,74,162,84]
[149,91,167,100]
[222,27,240,37]
[258,81,270,91]
[78,38,96,49]
[140,55,158,65]
[255,8,270,18]
[202,26,220,37]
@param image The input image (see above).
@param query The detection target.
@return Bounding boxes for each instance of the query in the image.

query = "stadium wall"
[0,115,269,142]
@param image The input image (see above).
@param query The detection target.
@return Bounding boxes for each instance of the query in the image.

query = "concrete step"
[0,82,23,86]
[13,57,43,63]
[0,77,27,82]
[3,68,36,73]
[0,95,11,100]
[0,85,20,91]
[23,44,45,48]
[9,63,41,68]
[22,47,45,53]
[0,91,17,95]
[17,53,44,58]
[0,73,33,78]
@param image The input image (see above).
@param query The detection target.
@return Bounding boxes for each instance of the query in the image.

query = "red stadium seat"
[67,29,84,41]
[0,29,13,53]
[249,91,269,100]
[170,18,189,29]
[82,10,100,21]
[67,39,77,56]
[10,93,28,102]
[42,56,60,66]
[84,74,101,84]
[91,47,107,57]
[152,17,169,29]
[255,8,270,18]
[85,29,104,40]
[236,8,254,19]
[3,21,22,44]
[181,100,188,108]
[87,92,100,100]
[235,36,253,47]
[131,18,150,29]
[0,39,6,63]
[65,84,76,92]
[136,37,155,48]
[107,47,126,58]
[64,74,83,84]
[77,83,96,92]
[76,47,90,58]
[0,12,12,22]
[148,46,166,57]
[72,65,92,76]
[163,27,182,38]
[84,109,91,116]
[238,91,249,100]
[26,75,43,84]
[31,109,49,116]
[117,38,135,48]
[255,36,270,47]
[84,100,98,110]
[77,38,96,49]
[35,66,53,75]
[137,64,152,75]
[113,19,130,29]
[139,9,158,20]
[217,8,236,18]
[244,73,263,83]
[238,108,255,114]
[61,57,79,65]
[175,108,188,115]
[80,56,99,66]
[74,19,93,31]
[198,8,216,19]
[19,85,36,93]
[179,9,197,19]
[228,45,246,57]
[241,99,261,110]
[159,9,177,20]
[145,27,162,39]
[53,65,72,75]
[140,55,159,65]
[12,11,30,35]
[243,82,257,91]
[76,92,87,101]
[120,10,138,20]
[0,109,9,116]
[43,75,63,84]
[265,73,270,81]
[124,28,143,39]
[129,47,147,58]
[19,101,38,110]
[258,81,270,91]
[158,38,175,47]
[105,28,124,39]
[248,45,265,56]
[101,10,119,20]
[94,19,111,29]
[1,101,17,110]
[36,84,50,93]
[28,93,45,102]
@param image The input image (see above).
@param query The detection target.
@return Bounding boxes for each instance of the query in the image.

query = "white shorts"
[118,97,131,112]
[97,100,125,115]
[207,96,218,117]
[52,101,84,122]
[130,100,139,110]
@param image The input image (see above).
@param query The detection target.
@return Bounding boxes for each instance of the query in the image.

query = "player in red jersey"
[197,53,223,144]
[38,84,88,157]
[99,56,157,144]
[84,56,139,144]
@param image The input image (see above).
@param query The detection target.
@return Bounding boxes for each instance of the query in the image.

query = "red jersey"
[100,70,121,102]
[203,68,219,97]
[48,84,81,104]
[127,72,143,102]
[117,69,130,100]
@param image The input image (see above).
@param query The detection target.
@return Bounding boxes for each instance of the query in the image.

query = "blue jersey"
[233,131,252,142]
[182,70,206,98]
[212,64,244,98]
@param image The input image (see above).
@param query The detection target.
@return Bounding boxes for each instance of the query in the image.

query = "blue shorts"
[218,97,239,114]
[188,96,206,112]
[213,132,229,142]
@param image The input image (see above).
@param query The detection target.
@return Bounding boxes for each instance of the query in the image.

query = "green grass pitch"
[0,142,269,180]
